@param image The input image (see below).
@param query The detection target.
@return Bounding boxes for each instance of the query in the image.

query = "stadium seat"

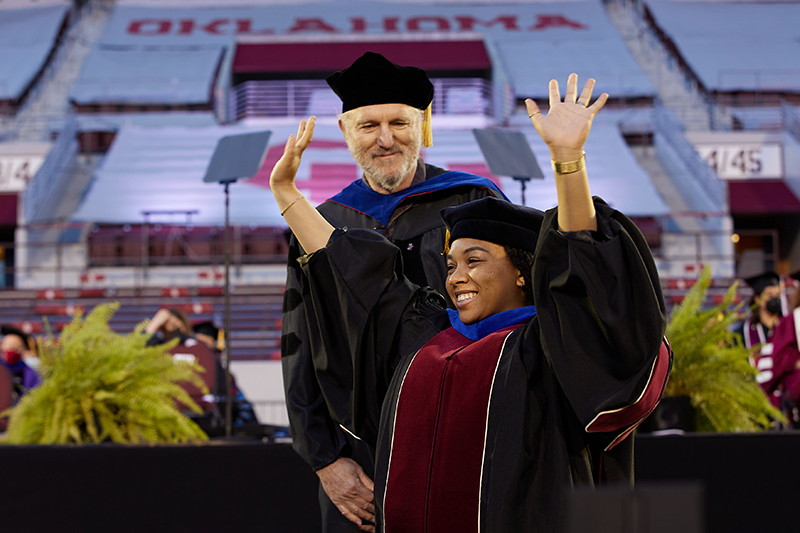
[159,302,213,315]
[161,287,190,298]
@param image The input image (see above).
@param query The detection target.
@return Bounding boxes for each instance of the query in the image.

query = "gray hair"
[338,106,424,133]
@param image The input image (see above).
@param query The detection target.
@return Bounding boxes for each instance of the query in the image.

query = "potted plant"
[647,265,784,432]
[2,303,208,444]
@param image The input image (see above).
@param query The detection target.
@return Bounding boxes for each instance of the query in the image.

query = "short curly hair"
[504,245,534,305]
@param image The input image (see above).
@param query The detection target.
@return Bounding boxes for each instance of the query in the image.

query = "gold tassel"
[443,228,451,256]
[217,327,225,352]
[422,102,433,148]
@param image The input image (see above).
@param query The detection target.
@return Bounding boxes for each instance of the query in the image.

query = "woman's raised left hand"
[525,74,607,162]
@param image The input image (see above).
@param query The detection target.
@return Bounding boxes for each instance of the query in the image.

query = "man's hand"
[270,116,316,199]
[317,457,376,532]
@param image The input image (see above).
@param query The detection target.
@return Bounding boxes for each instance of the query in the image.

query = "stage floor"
[2,432,797,532]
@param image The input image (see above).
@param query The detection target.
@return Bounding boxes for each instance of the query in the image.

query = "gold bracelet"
[551,151,586,174]
[280,194,305,216]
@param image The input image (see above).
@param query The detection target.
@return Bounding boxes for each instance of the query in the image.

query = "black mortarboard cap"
[192,321,218,338]
[441,197,544,254]
[326,52,434,113]
[1,325,32,350]
[744,271,780,296]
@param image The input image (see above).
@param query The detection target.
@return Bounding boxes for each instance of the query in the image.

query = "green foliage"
[3,303,208,444]
[666,265,784,432]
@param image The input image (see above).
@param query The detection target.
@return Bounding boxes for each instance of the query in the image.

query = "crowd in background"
[0,307,257,429]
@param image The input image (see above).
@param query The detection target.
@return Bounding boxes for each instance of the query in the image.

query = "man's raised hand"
[270,116,316,193]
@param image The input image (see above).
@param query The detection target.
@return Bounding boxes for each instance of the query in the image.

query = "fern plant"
[666,265,784,432]
[3,302,209,444]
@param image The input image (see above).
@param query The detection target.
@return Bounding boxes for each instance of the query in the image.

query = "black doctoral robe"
[301,198,671,532]
[281,162,505,477]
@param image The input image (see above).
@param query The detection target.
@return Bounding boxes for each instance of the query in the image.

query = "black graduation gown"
[301,199,671,532]
[281,163,505,474]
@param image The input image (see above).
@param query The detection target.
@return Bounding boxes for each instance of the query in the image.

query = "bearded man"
[280,52,506,532]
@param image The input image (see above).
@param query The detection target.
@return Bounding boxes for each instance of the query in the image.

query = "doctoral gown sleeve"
[281,234,345,471]
[533,198,671,450]
[300,229,449,447]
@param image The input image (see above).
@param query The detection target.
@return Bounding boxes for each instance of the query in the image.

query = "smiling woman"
[446,238,529,324]
[270,74,672,532]
[442,194,542,327]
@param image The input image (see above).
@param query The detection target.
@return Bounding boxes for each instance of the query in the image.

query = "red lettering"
[178,19,194,35]
[349,17,400,33]
[407,16,450,32]
[288,18,339,33]
[128,19,172,35]
[454,15,519,31]
[530,15,588,31]
[202,19,229,35]
[236,19,274,35]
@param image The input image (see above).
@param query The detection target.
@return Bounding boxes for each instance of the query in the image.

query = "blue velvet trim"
[446,306,537,341]
[327,171,507,226]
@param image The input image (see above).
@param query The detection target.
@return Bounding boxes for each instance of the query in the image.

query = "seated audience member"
[145,313,258,427]
[759,273,800,423]
[192,320,259,426]
[739,271,782,350]
[739,272,784,407]
[145,308,194,346]
[269,74,670,531]
[1,326,41,399]
[192,321,224,353]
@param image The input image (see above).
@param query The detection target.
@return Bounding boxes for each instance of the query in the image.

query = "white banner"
[695,143,783,180]
[0,155,45,191]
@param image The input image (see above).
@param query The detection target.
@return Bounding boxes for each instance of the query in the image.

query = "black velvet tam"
[326,51,434,113]
[441,197,544,254]
[744,271,780,297]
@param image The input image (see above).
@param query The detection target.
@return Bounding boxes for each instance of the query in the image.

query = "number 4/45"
[705,148,762,176]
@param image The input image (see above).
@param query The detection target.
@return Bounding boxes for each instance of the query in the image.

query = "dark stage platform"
[2,433,798,532]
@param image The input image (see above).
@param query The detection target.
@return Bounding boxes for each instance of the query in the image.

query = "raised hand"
[269,116,316,193]
[525,74,607,162]
[267,116,335,254]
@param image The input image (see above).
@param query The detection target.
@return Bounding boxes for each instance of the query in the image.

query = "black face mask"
[765,297,783,316]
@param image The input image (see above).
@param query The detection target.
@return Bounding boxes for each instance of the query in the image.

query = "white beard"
[347,135,422,193]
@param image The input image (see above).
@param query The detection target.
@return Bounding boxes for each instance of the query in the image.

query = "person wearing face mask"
[738,271,784,405]
[0,326,41,400]
[740,272,782,349]
[751,272,800,417]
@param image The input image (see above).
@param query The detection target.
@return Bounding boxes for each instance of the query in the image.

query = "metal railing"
[603,0,721,126]
[229,77,493,120]
[716,69,800,96]
[654,102,727,209]
[783,103,800,144]
[3,0,113,143]
[87,223,288,269]
[23,116,79,224]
